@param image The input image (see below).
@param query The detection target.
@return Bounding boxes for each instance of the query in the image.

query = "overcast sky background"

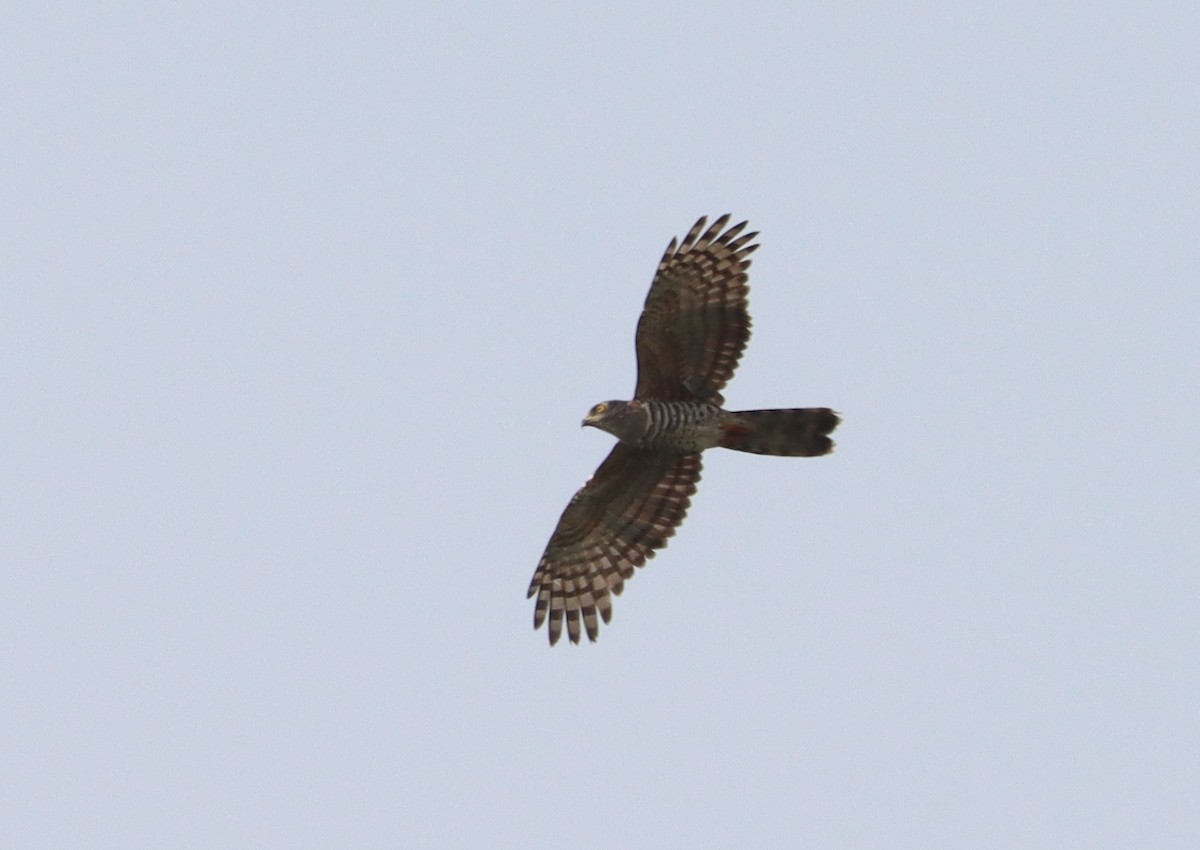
[4,3,1198,848]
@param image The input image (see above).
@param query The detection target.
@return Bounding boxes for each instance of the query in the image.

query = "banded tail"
[719,408,840,457]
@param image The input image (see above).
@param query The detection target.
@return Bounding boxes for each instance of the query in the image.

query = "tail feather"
[719,408,840,457]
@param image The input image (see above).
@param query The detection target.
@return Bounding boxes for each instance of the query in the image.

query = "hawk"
[528,215,839,645]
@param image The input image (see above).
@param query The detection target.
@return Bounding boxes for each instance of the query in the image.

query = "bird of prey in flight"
[528,215,840,645]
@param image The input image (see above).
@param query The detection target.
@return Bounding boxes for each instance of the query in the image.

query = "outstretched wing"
[528,445,702,645]
[634,214,757,404]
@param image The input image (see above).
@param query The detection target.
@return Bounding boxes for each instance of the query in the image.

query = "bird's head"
[582,400,648,444]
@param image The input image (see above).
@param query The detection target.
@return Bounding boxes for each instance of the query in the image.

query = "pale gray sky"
[3,3,1198,848]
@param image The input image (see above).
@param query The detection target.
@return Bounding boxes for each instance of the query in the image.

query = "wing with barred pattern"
[633,214,757,405]
[528,444,702,645]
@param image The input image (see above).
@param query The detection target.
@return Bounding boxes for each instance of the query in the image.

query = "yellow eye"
[593,403,608,415]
